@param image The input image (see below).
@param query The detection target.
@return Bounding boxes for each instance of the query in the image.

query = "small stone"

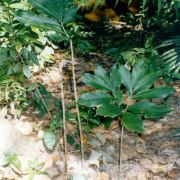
[105,145,115,154]
[45,167,59,178]
[143,122,162,135]
[168,168,180,178]
[38,130,44,140]
[140,158,165,173]
[96,133,106,145]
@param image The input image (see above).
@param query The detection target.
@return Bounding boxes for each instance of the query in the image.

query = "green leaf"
[94,65,106,77]
[128,102,171,118]
[119,66,132,94]
[43,131,57,151]
[133,72,158,93]
[29,52,39,66]
[122,112,144,133]
[15,11,60,31]
[133,86,175,100]
[109,65,121,90]
[96,104,122,118]
[79,91,114,107]
[132,61,146,87]
[82,73,111,91]
[28,0,77,23]
[23,65,31,79]
[114,89,123,105]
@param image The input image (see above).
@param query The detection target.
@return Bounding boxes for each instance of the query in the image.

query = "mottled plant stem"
[118,125,124,179]
[59,64,68,173]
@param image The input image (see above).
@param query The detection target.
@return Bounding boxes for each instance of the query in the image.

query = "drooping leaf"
[96,104,122,118]
[82,73,111,91]
[119,66,132,94]
[43,131,57,151]
[28,0,77,23]
[122,112,144,133]
[133,86,175,100]
[23,65,31,79]
[128,102,171,118]
[79,91,114,107]
[29,51,39,66]
[133,72,158,93]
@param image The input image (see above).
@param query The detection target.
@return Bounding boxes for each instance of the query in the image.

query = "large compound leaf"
[119,66,132,94]
[132,61,146,87]
[133,86,175,100]
[133,72,158,93]
[128,102,171,118]
[79,91,114,107]
[122,112,144,133]
[94,65,107,77]
[109,65,121,90]
[28,0,77,23]
[82,73,112,91]
[96,104,122,118]
[15,11,60,31]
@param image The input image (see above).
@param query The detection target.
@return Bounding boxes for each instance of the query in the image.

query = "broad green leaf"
[23,65,31,79]
[15,11,60,31]
[114,89,123,105]
[109,65,121,90]
[132,61,146,87]
[79,91,114,107]
[133,72,158,93]
[82,73,111,91]
[94,65,106,77]
[28,0,77,23]
[122,112,144,133]
[29,52,39,66]
[133,86,175,100]
[128,102,171,118]
[119,66,132,94]
[43,131,57,151]
[96,104,122,118]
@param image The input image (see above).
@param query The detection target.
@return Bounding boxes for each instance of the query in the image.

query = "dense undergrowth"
[0,0,179,152]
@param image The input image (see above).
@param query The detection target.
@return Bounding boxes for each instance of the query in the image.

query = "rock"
[96,172,109,180]
[33,174,51,180]
[96,133,106,145]
[45,167,59,178]
[135,138,146,154]
[143,122,162,135]
[3,167,18,180]
[38,130,44,140]
[105,145,115,154]
[0,118,38,164]
[167,168,180,179]
[70,168,96,180]
[13,120,33,136]
[140,158,166,173]
[43,156,54,170]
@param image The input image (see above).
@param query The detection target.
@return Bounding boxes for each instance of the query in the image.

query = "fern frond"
[157,36,180,77]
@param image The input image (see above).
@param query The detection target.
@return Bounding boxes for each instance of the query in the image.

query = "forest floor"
[0,52,179,180]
